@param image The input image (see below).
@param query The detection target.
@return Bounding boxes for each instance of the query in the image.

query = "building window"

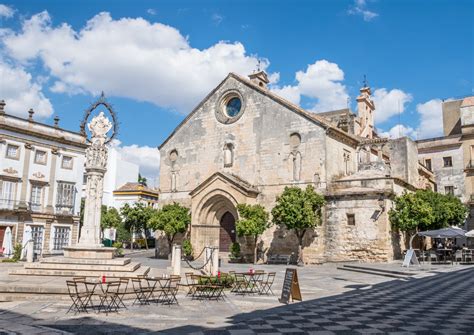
[53,226,71,250]
[347,213,355,225]
[56,182,76,214]
[34,150,47,165]
[445,186,454,196]
[225,97,242,117]
[425,159,432,171]
[30,185,43,212]
[443,157,453,167]
[6,144,20,160]
[0,180,16,209]
[61,156,73,169]
[30,225,44,256]
[289,133,301,148]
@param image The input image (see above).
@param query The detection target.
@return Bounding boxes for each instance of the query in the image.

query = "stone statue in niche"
[290,151,302,181]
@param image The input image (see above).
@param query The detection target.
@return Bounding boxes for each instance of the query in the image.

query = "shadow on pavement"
[1,267,474,334]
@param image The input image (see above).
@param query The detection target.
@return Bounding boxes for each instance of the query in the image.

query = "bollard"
[172,244,181,276]
[204,247,212,274]
[26,240,34,263]
[211,246,219,276]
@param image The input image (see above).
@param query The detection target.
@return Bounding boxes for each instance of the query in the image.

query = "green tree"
[236,204,270,264]
[121,203,155,250]
[148,203,191,255]
[389,191,434,232]
[390,189,467,232]
[138,173,148,187]
[101,206,122,229]
[271,185,325,264]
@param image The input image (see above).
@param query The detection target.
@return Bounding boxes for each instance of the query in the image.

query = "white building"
[112,182,159,209]
[81,147,139,209]
[0,101,86,256]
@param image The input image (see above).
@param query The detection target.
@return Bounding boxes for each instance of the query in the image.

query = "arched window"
[290,151,302,181]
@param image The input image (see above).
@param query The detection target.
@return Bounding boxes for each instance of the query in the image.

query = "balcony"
[55,204,75,216]
[0,199,20,211]
[465,160,474,171]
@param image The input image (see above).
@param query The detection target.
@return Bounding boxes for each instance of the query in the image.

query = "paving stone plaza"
[1,251,474,334]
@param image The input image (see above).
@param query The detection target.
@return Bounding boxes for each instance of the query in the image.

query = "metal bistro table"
[238,272,265,295]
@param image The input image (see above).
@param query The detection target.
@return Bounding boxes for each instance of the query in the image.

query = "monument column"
[64,111,115,259]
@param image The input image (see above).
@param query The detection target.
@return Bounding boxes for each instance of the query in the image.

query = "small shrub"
[12,243,22,262]
[230,242,241,259]
[113,241,124,256]
[182,239,193,258]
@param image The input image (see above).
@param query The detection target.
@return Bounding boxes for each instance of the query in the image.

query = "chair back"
[106,282,121,294]
[66,280,79,295]
[266,272,276,284]
[185,272,194,285]
[72,276,86,282]
[169,276,181,288]
[119,278,129,293]
[131,278,143,291]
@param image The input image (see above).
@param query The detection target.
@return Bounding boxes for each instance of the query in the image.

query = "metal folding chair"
[116,278,129,308]
[259,272,276,295]
[66,280,89,314]
[98,282,121,314]
[131,278,153,305]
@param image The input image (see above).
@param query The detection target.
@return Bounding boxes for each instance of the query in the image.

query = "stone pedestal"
[63,246,116,260]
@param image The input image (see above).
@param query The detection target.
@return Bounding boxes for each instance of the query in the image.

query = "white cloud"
[211,13,224,25]
[0,61,53,118]
[111,140,160,187]
[147,8,156,15]
[380,124,416,139]
[347,0,379,22]
[372,88,412,123]
[271,85,301,105]
[416,98,443,139]
[270,60,349,112]
[0,4,14,18]
[2,11,269,114]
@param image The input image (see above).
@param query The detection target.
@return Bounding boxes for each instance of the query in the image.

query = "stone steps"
[9,265,150,278]
[337,264,414,279]
[39,256,131,266]
[23,261,140,272]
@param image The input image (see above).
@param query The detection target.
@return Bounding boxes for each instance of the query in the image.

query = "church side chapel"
[158,70,434,264]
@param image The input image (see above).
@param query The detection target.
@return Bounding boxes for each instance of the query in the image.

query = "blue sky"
[0,0,473,184]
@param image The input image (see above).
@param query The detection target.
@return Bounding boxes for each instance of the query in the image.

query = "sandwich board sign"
[402,248,420,268]
[279,268,302,304]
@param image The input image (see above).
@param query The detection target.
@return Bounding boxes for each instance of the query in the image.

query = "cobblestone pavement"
[0,255,473,334]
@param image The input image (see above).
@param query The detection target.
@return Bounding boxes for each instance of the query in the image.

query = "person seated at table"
[437,241,444,249]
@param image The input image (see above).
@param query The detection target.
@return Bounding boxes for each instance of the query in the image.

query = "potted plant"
[113,241,124,257]
[229,242,242,263]
[182,239,193,260]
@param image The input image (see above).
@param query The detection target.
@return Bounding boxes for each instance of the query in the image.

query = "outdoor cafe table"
[236,272,265,295]
[436,249,453,263]
[82,279,119,311]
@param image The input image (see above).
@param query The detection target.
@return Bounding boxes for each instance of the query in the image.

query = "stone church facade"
[158,71,433,263]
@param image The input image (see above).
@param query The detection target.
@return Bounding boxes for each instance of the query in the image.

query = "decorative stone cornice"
[3,167,18,175]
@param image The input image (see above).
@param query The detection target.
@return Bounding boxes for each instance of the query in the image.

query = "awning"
[418,226,466,238]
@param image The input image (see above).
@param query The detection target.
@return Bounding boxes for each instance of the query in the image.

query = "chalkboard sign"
[279,268,302,304]
[402,248,420,268]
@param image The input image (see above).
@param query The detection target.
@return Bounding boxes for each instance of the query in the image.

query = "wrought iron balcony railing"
[466,161,474,170]
[55,204,75,216]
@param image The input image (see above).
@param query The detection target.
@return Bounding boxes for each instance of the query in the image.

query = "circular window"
[215,90,245,124]
[225,97,242,117]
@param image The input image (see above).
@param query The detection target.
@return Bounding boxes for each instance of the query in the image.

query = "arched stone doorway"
[219,212,236,252]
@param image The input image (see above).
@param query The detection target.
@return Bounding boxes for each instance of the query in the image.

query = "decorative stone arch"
[189,172,258,257]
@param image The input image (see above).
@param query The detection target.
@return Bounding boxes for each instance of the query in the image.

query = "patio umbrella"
[418,226,466,238]
[21,226,32,259]
[465,230,474,238]
[2,227,13,258]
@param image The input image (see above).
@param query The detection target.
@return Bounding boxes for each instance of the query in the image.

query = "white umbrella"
[2,227,13,258]
[21,226,32,259]
[466,230,474,237]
